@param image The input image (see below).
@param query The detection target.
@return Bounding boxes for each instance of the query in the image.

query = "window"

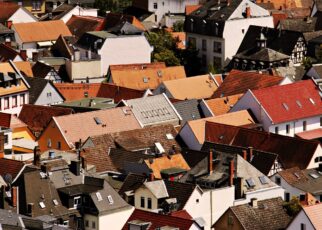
[57,141,61,150]
[140,196,145,208]
[47,139,51,148]
[303,121,307,131]
[301,223,306,230]
[188,37,196,49]
[147,198,152,209]
[153,2,158,9]
[92,221,96,229]
[202,39,207,51]
[20,94,25,105]
[286,124,290,134]
[12,95,17,108]
[275,177,281,185]
[32,1,41,10]
[4,135,8,145]
[275,126,279,134]
[85,220,89,227]
[47,92,52,97]
[320,117,322,126]
[213,41,222,53]
[285,192,290,202]
[4,97,9,109]
[154,15,157,22]
[63,220,69,226]
[74,196,81,208]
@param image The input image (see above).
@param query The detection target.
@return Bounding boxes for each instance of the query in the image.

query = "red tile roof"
[252,79,322,124]
[18,104,74,133]
[185,5,202,15]
[212,69,283,98]
[0,2,19,23]
[122,209,195,230]
[0,158,25,180]
[272,12,288,27]
[54,83,145,103]
[0,44,22,62]
[0,112,11,128]
[295,128,322,140]
[66,15,106,38]
[205,122,321,169]
[169,210,193,219]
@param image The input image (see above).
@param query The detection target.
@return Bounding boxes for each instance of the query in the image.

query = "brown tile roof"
[278,167,309,185]
[229,197,292,230]
[302,203,322,229]
[53,107,142,146]
[184,110,256,144]
[0,61,33,77]
[109,62,166,71]
[12,20,72,43]
[0,112,11,128]
[54,83,145,103]
[105,12,146,32]
[0,112,27,129]
[0,2,19,23]
[212,69,283,98]
[0,44,22,62]
[205,93,243,116]
[0,158,25,179]
[144,154,190,179]
[161,74,220,100]
[109,65,186,90]
[18,104,74,133]
[185,4,202,15]
[66,15,106,39]
[295,128,322,140]
[204,122,321,170]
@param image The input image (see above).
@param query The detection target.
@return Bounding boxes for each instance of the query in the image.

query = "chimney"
[245,6,251,18]
[150,172,154,181]
[318,163,322,172]
[70,160,81,176]
[27,203,34,216]
[4,39,11,47]
[229,159,234,186]
[242,150,247,160]
[6,20,12,29]
[248,147,253,161]
[227,0,231,6]
[250,198,258,208]
[11,186,17,207]
[20,50,27,61]
[33,146,41,166]
[32,52,39,62]
[209,150,213,174]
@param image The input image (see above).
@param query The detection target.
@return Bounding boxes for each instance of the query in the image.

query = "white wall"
[98,206,134,230]
[134,187,158,211]
[9,8,37,23]
[66,59,102,82]
[0,92,28,116]
[34,83,64,106]
[270,174,305,201]
[287,210,315,230]
[99,35,153,76]
[61,6,98,23]
[199,99,215,117]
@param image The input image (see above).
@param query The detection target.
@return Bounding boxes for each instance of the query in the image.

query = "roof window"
[246,178,255,188]
[96,192,103,201]
[107,195,114,204]
[296,100,302,108]
[53,199,59,206]
[94,117,102,125]
[259,176,269,185]
[309,98,315,105]
[282,103,289,111]
[309,173,319,179]
[39,202,45,209]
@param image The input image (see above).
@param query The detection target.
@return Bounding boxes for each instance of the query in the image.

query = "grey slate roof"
[279,17,318,32]
[273,66,306,82]
[119,173,147,197]
[0,23,14,34]
[234,47,290,62]
[124,94,181,127]
[173,99,205,125]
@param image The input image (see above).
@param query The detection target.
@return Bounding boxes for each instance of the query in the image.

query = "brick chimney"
[250,198,258,208]
[248,147,253,161]
[33,146,41,166]
[150,172,154,181]
[20,50,27,61]
[209,150,213,174]
[11,186,17,207]
[229,159,234,186]
[6,20,12,29]
[245,6,251,18]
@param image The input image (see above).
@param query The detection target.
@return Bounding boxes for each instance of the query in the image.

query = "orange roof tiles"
[144,154,190,179]
[303,203,322,229]
[161,74,220,100]
[53,107,142,146]
[295,128,322,140]
[185,5,202,15]
[13,61,33,77]
[110,65,186,90]
[12,20,72,43]
[205,93,243,116]
[170,32,186,49]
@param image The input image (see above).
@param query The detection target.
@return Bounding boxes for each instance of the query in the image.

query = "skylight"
[96,192,103,201]
[282,103,289,111]
[39,202,46,209]
[94,117,102,125]
[309,173,319,179]
[259,176,269,185]
[166,133,174,140]
[107,195,114,204]
[294,172,300,179]
[143,77,149,83]
[53,199,59,206]
[296,100,302,108]
[309,98,315,105]
[246,178,255,188]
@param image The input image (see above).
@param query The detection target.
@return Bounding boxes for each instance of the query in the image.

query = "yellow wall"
[38,120,70,152]
[22,0,46,15]
[13,127,35,141]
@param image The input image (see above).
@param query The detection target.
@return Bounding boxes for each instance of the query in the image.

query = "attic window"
[294,172,300,179]
[259,176,269,184]
[166,133,174,140]
[94,117,102,125]
[309,173,319,179]
[282,103,289,111]
[309,98,315,105]
[246,178,255,188]
[84,92,88,97]
[39,202,46,209]
[107,195,114,204]
[53,199,59,206]
[296,100,302,108]
[143,77,149,83]
[96,192,103,201]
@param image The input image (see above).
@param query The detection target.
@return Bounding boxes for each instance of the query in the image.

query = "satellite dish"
[4,173,13,185]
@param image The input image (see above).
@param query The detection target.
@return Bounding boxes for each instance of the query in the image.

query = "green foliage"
[172,21,184,32]
[283,197,302,217]
[302,56,312,70]
[208,64,221,74]
[94,0,131,15]
[145,30,203,76]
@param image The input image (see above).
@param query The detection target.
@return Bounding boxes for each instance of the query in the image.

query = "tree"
[173,21,184,32]
[283,197,302,217]
[302,56,312,70]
